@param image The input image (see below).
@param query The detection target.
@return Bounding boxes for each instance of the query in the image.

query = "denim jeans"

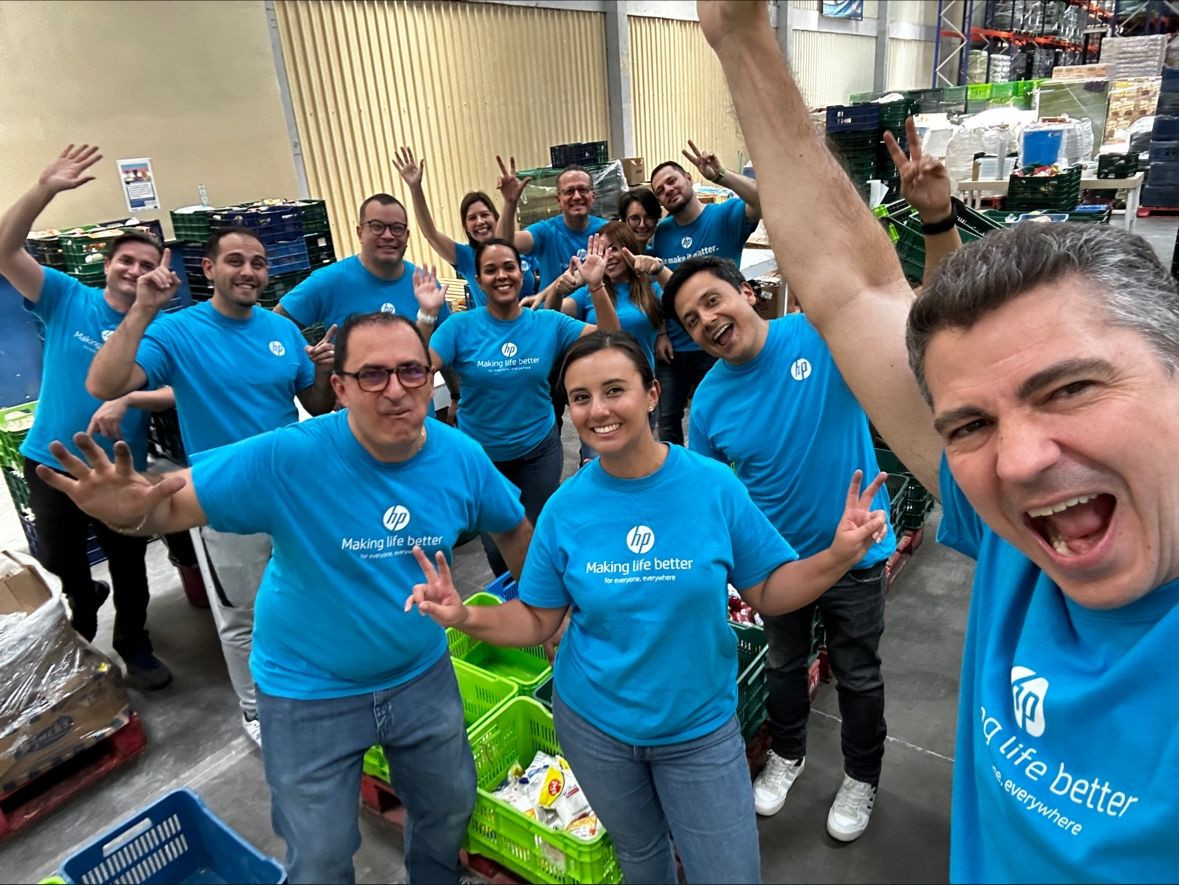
[553,692,760,884]
[655,350,718,446]
[482,425,563,576]
[762,561,887,784]
[257,654,475,884]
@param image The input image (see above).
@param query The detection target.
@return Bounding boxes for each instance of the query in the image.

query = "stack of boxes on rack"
[1143,68,1179,209]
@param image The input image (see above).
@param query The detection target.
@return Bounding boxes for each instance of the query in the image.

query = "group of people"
[5,2,1177,883]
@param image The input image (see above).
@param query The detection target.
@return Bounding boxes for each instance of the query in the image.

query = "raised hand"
[413,264,447,314]
[85,397,129,441]
[696,0,771,49]
[39,144,103,193]
[622,247,664,278]
[393,146,425,189]
[683,139,724,183]
[133,247,181,313]
[404,546,469,626]
[496,155,532,205]
[305,323,338,375]
[554,257,584,297]
[35,434,186,531]
[883,116,952,222]
[520,293,545,310]
[831,470,889,564]
[572,233,609,290]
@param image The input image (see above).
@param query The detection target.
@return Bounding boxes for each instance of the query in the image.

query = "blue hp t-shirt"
[430,307,585,461]
[690,316,894,565]
[524,215,608,289]
[569,280,663,369]
[191,413,525,699]
[20,269,152,470]
[520,444,796,744]
[651,199,757,353]
[938,456,1179,882]
[136,301,315,455]
[278,256,451,331]
[453,242,538,308]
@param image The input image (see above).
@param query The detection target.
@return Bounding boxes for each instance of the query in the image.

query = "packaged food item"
[565,813,601,841]
[490,750,601,837]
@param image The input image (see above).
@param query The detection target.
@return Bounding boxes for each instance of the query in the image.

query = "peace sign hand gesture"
[496,155,532,205]
[683,139,724,183]
[829,470,889,566]
[883,116,952,222]
[405,546,469,627]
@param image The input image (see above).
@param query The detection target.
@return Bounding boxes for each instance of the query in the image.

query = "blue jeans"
[763,561,887,784]
[482,425,563,576]
[553,692,760,884]
[257,654,475,884]
[655,350,718,446]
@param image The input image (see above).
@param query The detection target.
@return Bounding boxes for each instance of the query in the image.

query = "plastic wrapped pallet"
[1036,80,1108,160]
[1102,35,1168,80]
[516,160,626,228]
[0,551,131,794]
[943,107,1037,189]
[1105,77,1163,142]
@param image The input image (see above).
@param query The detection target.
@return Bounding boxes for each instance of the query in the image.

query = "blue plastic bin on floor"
[1022,129,1063,166]
[60,789,285,884]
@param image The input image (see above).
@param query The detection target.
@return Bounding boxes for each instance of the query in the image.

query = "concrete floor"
[2,215,1175,883]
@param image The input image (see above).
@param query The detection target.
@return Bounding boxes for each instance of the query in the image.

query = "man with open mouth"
[697,0,1179,880]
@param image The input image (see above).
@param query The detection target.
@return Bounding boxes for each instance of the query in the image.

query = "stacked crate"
[826,104,882,202]
[1144,70,1179,209]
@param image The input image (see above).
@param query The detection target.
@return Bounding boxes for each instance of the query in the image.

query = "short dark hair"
[650,161,689,183]
[106,229,162,260]
[908,222,1179,405]
[459,191,500,246]
[661,256,748,327]
[474,237,521,271]
[204,226,265,260]
[558,330,656,403]
[618,188,661,224]
[556,165,593,190]
[333,311,430,375]
[358,193,406,223]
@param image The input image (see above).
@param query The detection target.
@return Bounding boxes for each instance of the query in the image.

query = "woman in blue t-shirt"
[619,187,662,251]
[408,331,887,884]
[427,239,619,578]
[395,146,538,307]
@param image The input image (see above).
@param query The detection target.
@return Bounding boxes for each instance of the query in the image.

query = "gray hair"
[907,222,1179,405]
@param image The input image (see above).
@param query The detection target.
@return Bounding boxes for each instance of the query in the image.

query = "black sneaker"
[123,651,174,691]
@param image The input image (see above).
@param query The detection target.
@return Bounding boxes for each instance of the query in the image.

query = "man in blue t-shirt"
[37,312,531,885]
[699,3,1179,879]
[87,227,337,747]
[0,144,175,690]
[649,143,761,446]
[664,255,894,843]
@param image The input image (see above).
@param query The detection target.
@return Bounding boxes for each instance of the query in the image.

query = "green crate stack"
[1006,165,1082,213]
[300,323,326,347]
[733,622,769,740]
[170,208,216,244]
[876,446,934,532]
[61,229,124,273]
[828,131,878,201]
[0,402,36,516]
[257,268,311,311]
[875,197,1006,284]
[26,235,67,269]
[466,698,623,884]
[293,199,329,235]
[447,593,552,692]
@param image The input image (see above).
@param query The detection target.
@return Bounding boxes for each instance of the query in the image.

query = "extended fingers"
[906,116,922,161]
[859,470,888,508]
[411,545,438,582]
[320,324,338,346]
[883,130,908,169]
[35,463,78,496]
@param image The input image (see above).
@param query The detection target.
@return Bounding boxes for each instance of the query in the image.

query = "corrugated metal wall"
[629,16,745,172]
[886,38,936,91]
[273,0,609,262]
[791,30,877,107]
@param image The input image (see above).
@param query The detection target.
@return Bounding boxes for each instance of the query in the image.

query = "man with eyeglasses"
[40,310,531,885]
[87,226,337,748]
[276,193,451,338]
[649,141,762,446]
[495,161,609,290]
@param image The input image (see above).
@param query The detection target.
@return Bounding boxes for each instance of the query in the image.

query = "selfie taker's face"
[925,277,1179,609]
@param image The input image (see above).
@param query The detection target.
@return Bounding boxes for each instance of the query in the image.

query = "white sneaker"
[242,712,262,749]
[826,774,876,841]
[753,751,805,816]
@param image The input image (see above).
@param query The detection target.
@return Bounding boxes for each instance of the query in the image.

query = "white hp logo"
[501,342,518,358]
[576,248,588,262]
[382,505,411,532]
[681,236,693,250]
[790,358,812,381]
[626,525,655,554]
[380,303,396,314]
[101,329,114,342]
[1011,666,1048,738]
[269,340,286,357]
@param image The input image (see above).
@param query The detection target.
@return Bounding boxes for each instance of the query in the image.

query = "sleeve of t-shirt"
[517,504,572,610]
[429,313,459,365]
[936,452,982,561]
[27,267,77,322]
[569,286,590,318]
[554,311,587,352]
[190,431,279,535]
[719,468,798,588]
[136,315,177,388]
[524,219,548,256]
[722,198,758,244]
[687,406,725,464]
[276,269,326,327]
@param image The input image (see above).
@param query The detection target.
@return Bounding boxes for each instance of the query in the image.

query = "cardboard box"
[751,274,786,320]
[0,551,131,794]
[621,157,645,187]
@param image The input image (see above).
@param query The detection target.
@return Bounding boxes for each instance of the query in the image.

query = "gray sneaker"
[753,751,805,816]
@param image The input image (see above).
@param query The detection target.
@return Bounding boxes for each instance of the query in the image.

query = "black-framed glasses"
[337,363,429,391]
[625,214,654,228]
[559,186,592,197]
[364,220,409,237]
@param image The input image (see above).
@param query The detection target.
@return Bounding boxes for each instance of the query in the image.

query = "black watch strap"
[921,210,957,235]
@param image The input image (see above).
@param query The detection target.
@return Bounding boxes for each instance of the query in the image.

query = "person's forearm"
[919,203,962,287]
[492,521,532,579]
[440,364,461,404]
[496,198,518,241]
[751,547,854,616]
[716,169,760,214]
[302,375,336,416]
[0,182,54,266]
[588,283,620,332]
[541,279,565,311]
[409,182,458,265]
[87,305,154,399]
[123,387,175,412]
[462,599,561,647]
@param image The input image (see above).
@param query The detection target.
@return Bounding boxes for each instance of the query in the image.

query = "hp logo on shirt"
[380,303,396,314]
[382,505,411,532]
[790,358,812,381]
[1011,666,1048,738]
[681,236,693,250]
[626,525,655,554]
[269,341,286,357]
[501,342,518,358]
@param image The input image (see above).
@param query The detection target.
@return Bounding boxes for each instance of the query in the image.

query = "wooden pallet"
[0,713,147,839]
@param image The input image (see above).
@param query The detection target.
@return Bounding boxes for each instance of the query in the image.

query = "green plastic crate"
[294,199,330,235]
[466,698,622,884]
[733,622,769,741]
[0,403,36,514]
[61,230,123,273]
[990,82,1016,101]
[363,658,518,783]
[447,593,552,692]
[170,208,215,243]
[532,675,553,709]
[967,83,993,101]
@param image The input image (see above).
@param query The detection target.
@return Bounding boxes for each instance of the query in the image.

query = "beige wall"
[792,31,878,107]
[0,0,298,237]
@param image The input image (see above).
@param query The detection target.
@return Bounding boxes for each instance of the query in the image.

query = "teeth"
[1052,536,1071,555]
[1026,494,1096,519]
[592,424,620,434]
[711,324,731,343]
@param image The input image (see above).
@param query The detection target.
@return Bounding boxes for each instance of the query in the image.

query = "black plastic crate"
[1006,165,1082,212]
[294,199,330,235]
[826,104,880,133]
[549,141,609,168]
[258,268,310,310]
[148,407,187,465]
[1149,161,1179,187]
[304,232,335,266]
[26,235,66,269]
[1154,116,1179,141]
[1097,153,1139,179]
[1150,140,1179,164]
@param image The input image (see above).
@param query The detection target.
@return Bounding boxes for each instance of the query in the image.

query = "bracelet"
[416,309,438,327]
[104,512,150,536]
[590,285,608,294]
[920,209,957,235]
[714,168,726,183]
[648,259,665,276]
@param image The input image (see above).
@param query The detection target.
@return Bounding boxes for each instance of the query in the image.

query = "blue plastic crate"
[484,572,518,601]
[61,788,285,884]
[826,104,880,133]
[255,219,305,246]
[1154,116,1179,141]
[266,239,310,276]
[20,512,105,567]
